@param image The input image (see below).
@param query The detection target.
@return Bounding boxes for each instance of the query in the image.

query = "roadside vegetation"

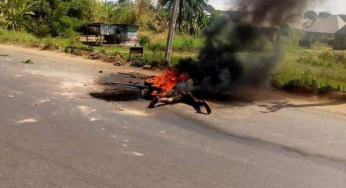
[0,0,346,95]
[274,32,346,94]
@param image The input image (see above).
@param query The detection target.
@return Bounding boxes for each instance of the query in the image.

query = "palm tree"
[161,0,207,33]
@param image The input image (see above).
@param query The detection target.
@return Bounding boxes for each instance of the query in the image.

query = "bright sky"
[208,0,346,15]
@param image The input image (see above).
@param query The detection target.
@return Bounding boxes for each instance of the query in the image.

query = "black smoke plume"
[176,0,319,93]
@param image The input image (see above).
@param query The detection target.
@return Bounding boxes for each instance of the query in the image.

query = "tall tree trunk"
[178,0,182,32]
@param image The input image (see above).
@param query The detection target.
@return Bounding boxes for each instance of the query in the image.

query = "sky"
[208,0,346,15]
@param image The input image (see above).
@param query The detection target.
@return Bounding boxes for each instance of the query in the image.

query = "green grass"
[138,31,204,52]
[275,46,346,91]
[151,34,204,52]
[0,29,39,45]
[94,43,198,64]
[0,29,197,65]
[0,29,85,50]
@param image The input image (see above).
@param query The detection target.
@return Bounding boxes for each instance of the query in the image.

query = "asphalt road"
[0,45,346,188]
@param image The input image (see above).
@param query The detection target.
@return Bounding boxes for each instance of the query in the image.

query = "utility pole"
[165,0,179,64]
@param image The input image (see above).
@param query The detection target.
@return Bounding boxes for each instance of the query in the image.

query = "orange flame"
[146,69,189,96]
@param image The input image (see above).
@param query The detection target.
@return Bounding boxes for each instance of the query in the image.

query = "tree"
[161,0,208,34]
[318,11,331,19]
[304,10,317,20]
[0,0,39,30]
[109,0,135,24]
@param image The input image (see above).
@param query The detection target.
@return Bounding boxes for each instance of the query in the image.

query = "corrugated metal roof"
[305,16,346,34]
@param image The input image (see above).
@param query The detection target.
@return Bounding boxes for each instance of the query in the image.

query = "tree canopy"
[318,11,331,19]
[304,10,318,20]
[0,0,215,38]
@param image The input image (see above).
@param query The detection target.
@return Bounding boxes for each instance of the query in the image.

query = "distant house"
[334,25,346,50]
[304,18,323,29]
[112,24,139,45]
[304,15,346,42]
[79,23,139,46]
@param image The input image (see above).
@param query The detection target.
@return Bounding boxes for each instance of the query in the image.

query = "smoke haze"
[176,0,323,93]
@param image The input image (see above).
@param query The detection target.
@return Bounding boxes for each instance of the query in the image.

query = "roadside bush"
[335,52,346,65]
[139,35,150,46]
[42,38,60,50]
[317,84,335,94]
[282,79,302,92]
[148,43,163,55]
[32,19,51,38]
[64,45,93,54]
[281,78,340,95]
[318,51,334,61]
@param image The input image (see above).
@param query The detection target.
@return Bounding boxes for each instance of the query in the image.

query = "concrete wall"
[334,33,346,50]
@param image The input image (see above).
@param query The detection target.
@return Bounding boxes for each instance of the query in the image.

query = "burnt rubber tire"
[90,86,142,101]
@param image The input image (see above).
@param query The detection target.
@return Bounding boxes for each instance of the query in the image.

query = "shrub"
[64,45,92,54]
[335,52,346,65]
[139,35,150,46]
[148,43,163,54]
[318,51,334,61]
[282,79,302,92]
[33,23,51,38]
[317,84,334,94]
[42,38,60,50]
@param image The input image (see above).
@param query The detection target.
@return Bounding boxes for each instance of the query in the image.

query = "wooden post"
[86,26,89,44]
[165,0,179,64]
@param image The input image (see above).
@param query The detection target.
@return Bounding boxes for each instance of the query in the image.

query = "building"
[304,15,346,42]
[79,23,139,46]
[334,25,346,50]
[304,18,322,29]
[112,24,139,45]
